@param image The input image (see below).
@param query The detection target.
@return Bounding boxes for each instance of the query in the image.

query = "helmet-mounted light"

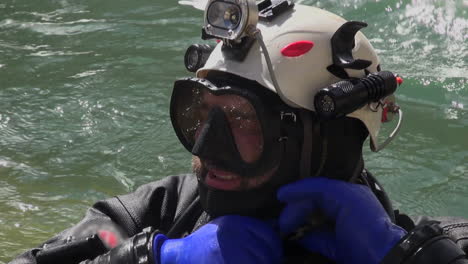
[188,0,293,69]
[184,44,216,72]
[314,71,404,152]
[203,0,258,41]
[314,71,398,120]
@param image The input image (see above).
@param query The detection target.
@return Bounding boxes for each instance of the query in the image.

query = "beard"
[191,155,288,218]
[192,156,279,190]
[192,156,203,179]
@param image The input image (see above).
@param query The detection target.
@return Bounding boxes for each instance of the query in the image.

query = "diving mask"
[170,77,290,178]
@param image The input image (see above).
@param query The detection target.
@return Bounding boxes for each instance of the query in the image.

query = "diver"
[9,1,468,264]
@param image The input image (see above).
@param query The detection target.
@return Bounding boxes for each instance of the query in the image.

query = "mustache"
[192,157,230,175]
[192,156,250,189]
[192,156,249,179]
[192,156,203,177]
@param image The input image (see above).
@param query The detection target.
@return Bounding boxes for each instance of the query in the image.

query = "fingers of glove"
[212,215,269,228]
[278,177,370,202]
[277,178,343,220]
[214,215,279,243]
[279,200,317,235]
[278,177,384,220]
[214,216,283,264]
[298,230,337,261]
[161,216,283,264]
[225,234,282,264]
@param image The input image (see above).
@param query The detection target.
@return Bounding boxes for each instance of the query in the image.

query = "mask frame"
[170,77,287,178]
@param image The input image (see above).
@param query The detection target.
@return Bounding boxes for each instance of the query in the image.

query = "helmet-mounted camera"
[203,0,258,41]
[202,0,293,41]
[184,0,294,72]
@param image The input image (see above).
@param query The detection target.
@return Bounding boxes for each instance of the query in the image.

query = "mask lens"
[172,84,263,163]
[207,1,241,30]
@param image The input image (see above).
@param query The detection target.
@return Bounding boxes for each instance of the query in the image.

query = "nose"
[192,107,243,170]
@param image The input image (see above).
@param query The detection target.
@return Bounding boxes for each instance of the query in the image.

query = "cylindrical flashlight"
[184,44,216,72]
[314,71,398,119]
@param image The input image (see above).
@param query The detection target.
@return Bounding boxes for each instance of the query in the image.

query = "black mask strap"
[299,110,312,178]
[314,122,328,177]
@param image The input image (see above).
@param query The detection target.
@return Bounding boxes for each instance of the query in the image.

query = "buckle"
[280,111,297,122]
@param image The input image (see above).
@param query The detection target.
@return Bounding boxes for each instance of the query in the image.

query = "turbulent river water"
[0,0,466,261]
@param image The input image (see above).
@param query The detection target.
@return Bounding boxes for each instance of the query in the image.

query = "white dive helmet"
[197,4,384,151]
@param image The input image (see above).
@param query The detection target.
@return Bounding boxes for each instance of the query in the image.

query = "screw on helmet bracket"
[327,21,372,79]
[201,24,258,61]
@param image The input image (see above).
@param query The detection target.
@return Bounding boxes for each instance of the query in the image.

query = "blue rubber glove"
[152,215,283,264]
[278,177,407,264]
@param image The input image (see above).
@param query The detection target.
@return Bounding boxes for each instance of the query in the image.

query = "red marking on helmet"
[281,41,314,57]
[396,76,403,85]
[216,39,221,43]
[98,230,118,248]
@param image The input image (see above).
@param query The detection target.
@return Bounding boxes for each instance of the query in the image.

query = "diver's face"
[191,92,278,191]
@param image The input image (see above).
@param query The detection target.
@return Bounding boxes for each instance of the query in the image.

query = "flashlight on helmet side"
[184,44,216,72]
[314,71,399,120]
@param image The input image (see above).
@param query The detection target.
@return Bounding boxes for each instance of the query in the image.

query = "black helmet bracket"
[327,21,373,79]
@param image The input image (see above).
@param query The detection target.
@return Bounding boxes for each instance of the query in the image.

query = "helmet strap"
[315,117,367,181]
[299,110,312,178]
[299,110,328,178]
[314,122,328,177]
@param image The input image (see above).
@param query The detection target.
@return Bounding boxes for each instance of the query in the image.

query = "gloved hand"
[153,215,283,264]
[277,177,407,264]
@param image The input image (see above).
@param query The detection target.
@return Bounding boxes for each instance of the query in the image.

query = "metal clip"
[371,108,403,152]
[369,100,384,112]
[280,111,297,122]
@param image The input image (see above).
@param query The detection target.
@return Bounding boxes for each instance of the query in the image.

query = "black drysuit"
[9,174,468,264]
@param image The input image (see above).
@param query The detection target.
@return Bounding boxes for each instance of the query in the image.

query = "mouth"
[200,161,277,191]
[204,165,243,191]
